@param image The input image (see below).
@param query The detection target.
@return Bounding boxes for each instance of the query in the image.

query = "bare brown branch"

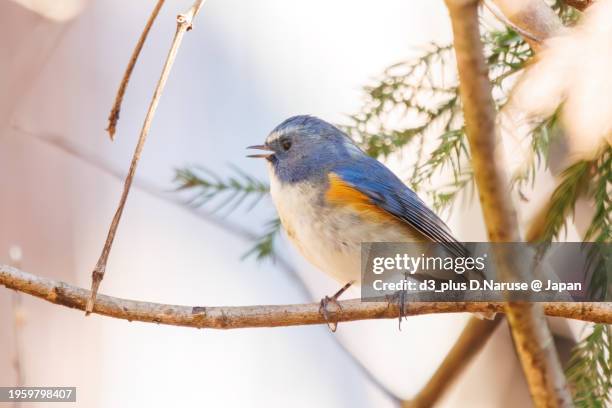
[443,0,572,406]
[106,0,165,140]
[2,265,611,330]
[87,0,207,314]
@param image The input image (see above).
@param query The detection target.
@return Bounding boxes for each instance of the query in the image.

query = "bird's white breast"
[268,167,417,284]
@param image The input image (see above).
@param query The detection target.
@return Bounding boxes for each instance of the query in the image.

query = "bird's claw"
[319,281,354,333]
[319,295,343,332]
[385,289,408,330]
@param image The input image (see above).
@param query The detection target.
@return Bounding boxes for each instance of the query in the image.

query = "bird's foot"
[385,289,409,330]
[319,281,354,332]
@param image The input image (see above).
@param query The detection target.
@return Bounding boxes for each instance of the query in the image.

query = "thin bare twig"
[8,247,25,408]
[443,0,572,406]
[11,291,25,386]
[106,0,165,140]
[2,266,612,329]
[87,0,207,314]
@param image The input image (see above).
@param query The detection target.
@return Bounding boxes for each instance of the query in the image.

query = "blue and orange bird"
[248,115,477,321]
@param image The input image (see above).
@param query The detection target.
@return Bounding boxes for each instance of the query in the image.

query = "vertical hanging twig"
[443,0,572,406]
[87,0,207,314]
[106,0,166,140]
[9,246,25,408]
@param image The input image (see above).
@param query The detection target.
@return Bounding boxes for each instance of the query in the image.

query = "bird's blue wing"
[331,156,468,258]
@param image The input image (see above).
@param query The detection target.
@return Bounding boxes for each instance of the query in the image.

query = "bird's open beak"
[246,144,274,159]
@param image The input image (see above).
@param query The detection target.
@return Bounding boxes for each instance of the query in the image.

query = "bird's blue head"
[247,115,361,184]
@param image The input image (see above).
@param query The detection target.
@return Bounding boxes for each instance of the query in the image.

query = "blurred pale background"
[0,0,584,407]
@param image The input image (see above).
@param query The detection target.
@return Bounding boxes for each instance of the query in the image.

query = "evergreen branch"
[174,167,280,261]
[175,166,269,215]
[527,147,611,407]
[526,158,592,243]
[344,24,534,208]
[344,0,579,222]
[511,114,559,192]
[584,147,612,244]
[524,147,610,297]
[566,324,612,407]
[412,128,468,186]
[242,218,282,261]
[583,147,612,300]
[431,168,475,213]
[342,43,457,159]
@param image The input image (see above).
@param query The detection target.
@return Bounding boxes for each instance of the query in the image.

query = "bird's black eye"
[280,138,292,151]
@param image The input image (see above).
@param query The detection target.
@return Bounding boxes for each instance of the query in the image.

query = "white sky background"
[0,0,585,407]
